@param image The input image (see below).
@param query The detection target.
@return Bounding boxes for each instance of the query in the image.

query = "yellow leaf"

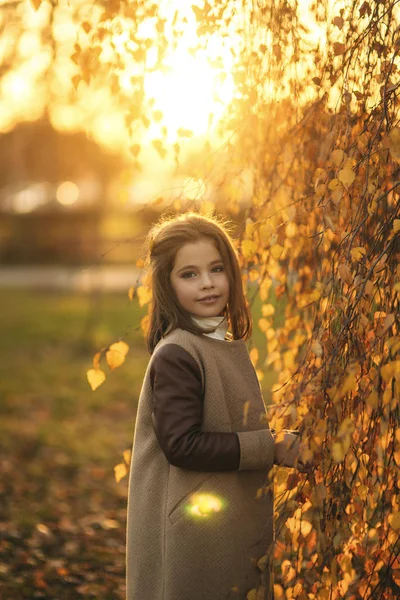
[265,351,280,366]
[299,520,312,537]
[317,587,330,600]
[297,288,321,308]
[387,336,400,354]
[258,318,269,333]
[389,127,400,162]
[333,42,346,55]
[357,484,368,500]
[338,263,352,284]
[381,361,400,383]
[123,449,132,465]
[249,347,259,366]
[338,553,353,575]
[388,512,400,531]
[328,178,340,191]
[374,252,387,273]
[71,75,81,91]
[331,186,343,205]
[333,16,344,29]
[350,247,366,262]
[324,215,336,232]
[338,168,355,187]
[128,287,135,301]
[262,303,275,317]
[177,127,193,138]
[331,149,346,166]
[241,239,258,258]
[364,279,374,295]
[311,340,323,357]
[314,482,327,505]
[376,313,395,338]
[114,463,127,483]
[270,244,283,259]
[315,419,327,442]
[137,285,152,307]
[366,390,378,409]
[315,183,326,198]
[341,372,356,396]
[393,219,400,233]
[30,0,42,10]
[106,341,129,370]
[338,417,355,438]
[259,223,274,239]
[87,368,106,391]
[249,269,260,282]
[285,222,297,238]
[245,220,258,238]
[332,441,345,463]
[273,584,285,600]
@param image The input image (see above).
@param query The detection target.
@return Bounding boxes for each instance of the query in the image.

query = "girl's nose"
[200,272,214,286]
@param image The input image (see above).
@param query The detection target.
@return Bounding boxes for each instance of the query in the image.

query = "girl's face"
[170,237,230,319]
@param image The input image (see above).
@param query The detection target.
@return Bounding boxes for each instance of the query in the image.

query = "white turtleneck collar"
[190,314,230,340]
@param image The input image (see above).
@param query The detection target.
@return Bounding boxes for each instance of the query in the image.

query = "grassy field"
[0,285,277,599]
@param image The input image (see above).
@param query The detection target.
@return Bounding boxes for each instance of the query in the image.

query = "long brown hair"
[143,211,252,354]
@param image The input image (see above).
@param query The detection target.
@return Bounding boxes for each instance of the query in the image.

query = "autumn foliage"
[80,0,400,597]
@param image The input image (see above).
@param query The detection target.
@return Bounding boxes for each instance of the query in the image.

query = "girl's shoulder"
[151,328,206,386]
[153,327,198,355]
[153,327,247,358]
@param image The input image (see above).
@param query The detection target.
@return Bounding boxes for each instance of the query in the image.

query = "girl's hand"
[273,430,316,473]
[296,456,315,474]
[273,431,301,469]
[296,442,316,474]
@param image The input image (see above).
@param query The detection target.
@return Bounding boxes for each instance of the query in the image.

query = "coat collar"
[190,315,229,340]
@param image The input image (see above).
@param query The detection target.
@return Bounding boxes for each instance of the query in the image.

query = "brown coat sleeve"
[150,344,241,472]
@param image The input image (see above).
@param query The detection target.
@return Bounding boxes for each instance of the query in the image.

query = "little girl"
[126,212,310,600]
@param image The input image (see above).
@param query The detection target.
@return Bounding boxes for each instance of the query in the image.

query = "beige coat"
[126,328,276,599]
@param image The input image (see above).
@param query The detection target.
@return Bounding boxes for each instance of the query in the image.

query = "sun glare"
[128,1,239,143]
[2,72,30,100]
[144,50,234,140]
[2,0,388,153]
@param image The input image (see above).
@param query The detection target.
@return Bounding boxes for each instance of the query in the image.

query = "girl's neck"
[190,314,229,340]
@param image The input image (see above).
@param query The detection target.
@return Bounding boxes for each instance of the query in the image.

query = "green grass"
[0,289,149,461]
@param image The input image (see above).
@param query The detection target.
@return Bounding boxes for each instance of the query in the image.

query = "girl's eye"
[182,266,224,279]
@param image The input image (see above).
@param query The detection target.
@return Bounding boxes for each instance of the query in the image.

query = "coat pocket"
[168,473,220,526]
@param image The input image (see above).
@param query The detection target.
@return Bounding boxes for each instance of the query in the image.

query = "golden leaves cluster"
[87,341,129,391]
[237,26,400,594]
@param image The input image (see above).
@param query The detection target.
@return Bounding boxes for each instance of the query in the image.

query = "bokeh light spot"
[56,181,79,205]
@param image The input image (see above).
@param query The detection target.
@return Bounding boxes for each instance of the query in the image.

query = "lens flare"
[186,493,224,519]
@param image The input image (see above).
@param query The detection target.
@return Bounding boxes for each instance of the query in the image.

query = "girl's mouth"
[198,295,220,303]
